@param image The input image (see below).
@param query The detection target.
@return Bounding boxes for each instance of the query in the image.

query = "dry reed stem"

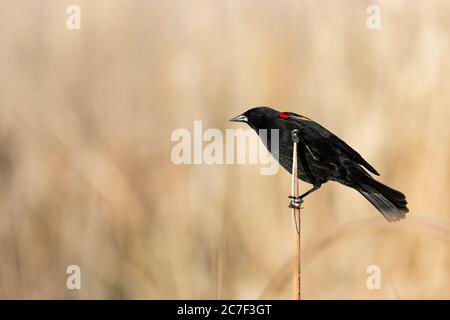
[291,130,301,300]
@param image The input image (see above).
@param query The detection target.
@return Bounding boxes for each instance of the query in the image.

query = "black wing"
[287,113,380,176]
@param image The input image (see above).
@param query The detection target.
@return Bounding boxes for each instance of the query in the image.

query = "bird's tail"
[357,175,409,222]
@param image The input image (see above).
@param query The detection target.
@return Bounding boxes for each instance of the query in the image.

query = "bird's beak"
[229,114,248,123]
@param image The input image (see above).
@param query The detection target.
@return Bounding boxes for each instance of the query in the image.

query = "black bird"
[230,106,408,222]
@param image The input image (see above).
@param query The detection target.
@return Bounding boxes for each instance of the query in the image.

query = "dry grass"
[0,0,449,299]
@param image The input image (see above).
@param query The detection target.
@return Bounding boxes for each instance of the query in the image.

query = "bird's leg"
[299,183,322,200]
[289,183,321,209]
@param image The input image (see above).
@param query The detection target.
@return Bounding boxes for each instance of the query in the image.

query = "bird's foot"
[288,195,303,210]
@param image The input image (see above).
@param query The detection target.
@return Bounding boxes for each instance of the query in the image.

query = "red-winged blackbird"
[230,106,408,222]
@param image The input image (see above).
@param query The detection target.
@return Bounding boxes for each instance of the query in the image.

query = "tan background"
[0,0,449,299]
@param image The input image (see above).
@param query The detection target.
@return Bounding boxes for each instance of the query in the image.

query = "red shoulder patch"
[278,112,289,119]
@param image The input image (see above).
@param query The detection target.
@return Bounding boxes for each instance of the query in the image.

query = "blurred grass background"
[0,0,449,299]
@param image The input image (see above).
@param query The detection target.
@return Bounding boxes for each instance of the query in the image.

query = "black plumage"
[230,106,408,222]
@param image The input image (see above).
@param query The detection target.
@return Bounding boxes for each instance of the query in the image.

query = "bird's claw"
[288,195,303,209]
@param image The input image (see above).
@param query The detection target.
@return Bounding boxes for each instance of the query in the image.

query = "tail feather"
[358,178,409,222]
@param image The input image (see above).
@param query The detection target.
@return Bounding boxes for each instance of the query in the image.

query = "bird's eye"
[278,112,289,119]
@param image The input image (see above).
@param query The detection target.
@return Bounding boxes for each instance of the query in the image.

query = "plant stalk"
[291,129,301,300]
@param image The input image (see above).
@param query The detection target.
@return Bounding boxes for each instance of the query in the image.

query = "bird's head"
[229,106,281,130]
